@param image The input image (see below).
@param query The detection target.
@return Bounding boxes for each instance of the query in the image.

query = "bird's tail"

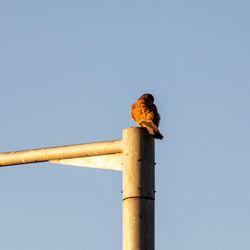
[152,131,164,140]
[141,121,164,140]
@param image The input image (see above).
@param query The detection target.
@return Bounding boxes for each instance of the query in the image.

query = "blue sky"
[0,1,249,249]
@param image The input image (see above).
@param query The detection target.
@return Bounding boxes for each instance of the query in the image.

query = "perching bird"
[131,93,164,139]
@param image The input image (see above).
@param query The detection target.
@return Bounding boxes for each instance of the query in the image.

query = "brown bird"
[131,93,164,139]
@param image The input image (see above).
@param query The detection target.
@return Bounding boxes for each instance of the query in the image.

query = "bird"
[131,93,164,139]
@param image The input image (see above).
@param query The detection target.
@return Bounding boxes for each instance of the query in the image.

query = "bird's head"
[140,93,154,103]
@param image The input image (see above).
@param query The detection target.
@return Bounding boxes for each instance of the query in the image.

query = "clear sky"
[0,0,249,249]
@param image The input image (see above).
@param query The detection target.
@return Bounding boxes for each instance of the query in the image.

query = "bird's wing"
[151,103,160,127]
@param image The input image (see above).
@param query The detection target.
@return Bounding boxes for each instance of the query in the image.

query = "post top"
[122,127,154,141]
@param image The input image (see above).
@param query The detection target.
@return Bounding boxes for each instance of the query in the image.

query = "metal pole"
[122,127,155,250]
[0,140,122,167]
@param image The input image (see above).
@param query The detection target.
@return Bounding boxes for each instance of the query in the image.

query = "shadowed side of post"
[122,127,155,250]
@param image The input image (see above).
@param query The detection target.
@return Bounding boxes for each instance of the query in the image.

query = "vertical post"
[122,127,155,250]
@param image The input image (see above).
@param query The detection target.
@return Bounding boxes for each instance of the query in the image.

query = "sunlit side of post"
[122,128,155,250]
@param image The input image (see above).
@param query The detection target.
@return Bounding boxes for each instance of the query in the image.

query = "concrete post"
[122,127,155,250]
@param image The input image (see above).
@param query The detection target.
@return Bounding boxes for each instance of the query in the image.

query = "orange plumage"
[131,93,164,139]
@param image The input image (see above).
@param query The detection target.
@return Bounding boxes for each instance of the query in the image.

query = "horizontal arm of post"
[0,140,122,167]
